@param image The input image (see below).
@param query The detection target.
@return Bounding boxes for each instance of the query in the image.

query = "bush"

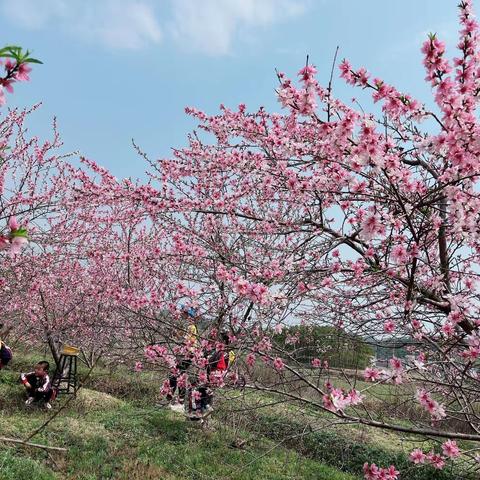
[236,412,461,480]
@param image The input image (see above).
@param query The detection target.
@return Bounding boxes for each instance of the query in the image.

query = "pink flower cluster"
[416,389,446,421]
[246,353,256,367]
[0,216,29,257]
[217,266,270,304]
[462,331,480,360]
[277,64,320,115]
[421,34,451,86]
[340,59,421,120]
[273,357,285,371]
[363,358,406,385]
[360,213,385,241]
[311,358,328,368]
[145,344,176,369]
[0,59,31,106]
[363,462,399,480]
[364,367,382,382]
[409,440,460,470]
[232,277,269,304]
[323,386,364,412]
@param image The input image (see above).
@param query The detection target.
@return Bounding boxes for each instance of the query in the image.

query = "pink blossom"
[363,462,399,480]
[416,389,447,421]
[134,361,143,372]
[442,322,455,336]
[410,448,427,464]
[273,357,285,371]
[389,357,403,372]
[160,379,172,397]
[8,216,19,231]
[274,324,284,334]
[442,440,460,458]
[364,367,381,382]
[297,282,308,293]
[246,353,256,367]
[361,213,384,240]
[391,244,409,264]
[9,236,28,257]
[426,452,446,470]
[0,235,10,250]
[383,320,396,333]
[346,389,364,406]
[191,389,202,401]
[15,63,31,82]
[311,358,322,368]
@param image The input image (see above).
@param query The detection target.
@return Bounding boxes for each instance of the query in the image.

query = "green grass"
[0,354,358,480]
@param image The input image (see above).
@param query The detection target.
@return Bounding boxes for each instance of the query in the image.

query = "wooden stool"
[51,345,80,396]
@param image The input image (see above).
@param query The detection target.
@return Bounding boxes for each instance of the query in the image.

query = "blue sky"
[0,0,461,180]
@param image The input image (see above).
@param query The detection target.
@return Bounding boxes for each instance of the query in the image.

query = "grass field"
[0,351,360,480]
[1,349,471,479]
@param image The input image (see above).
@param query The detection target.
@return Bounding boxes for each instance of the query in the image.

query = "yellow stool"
[61,345,80,356]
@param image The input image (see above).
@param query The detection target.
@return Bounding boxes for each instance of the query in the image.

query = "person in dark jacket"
[197,331,236,415]
[21,361,53,409]
[167,306,199,404]
[0,323,12,369]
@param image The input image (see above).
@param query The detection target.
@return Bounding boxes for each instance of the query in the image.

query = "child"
[20,361,53,409]
[196,332,236,416]
[207,331,235,375]
[167,306,199,404]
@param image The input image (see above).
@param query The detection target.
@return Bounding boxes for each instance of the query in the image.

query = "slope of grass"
[0,357,358,480]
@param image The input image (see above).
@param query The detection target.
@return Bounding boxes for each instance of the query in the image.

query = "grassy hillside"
[0,352,359,480]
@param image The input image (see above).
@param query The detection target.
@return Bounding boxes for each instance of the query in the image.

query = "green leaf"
[24,58,43,64]
[11,227,28,238]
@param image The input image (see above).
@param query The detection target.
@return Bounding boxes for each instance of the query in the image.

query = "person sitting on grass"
[20,361,53,410]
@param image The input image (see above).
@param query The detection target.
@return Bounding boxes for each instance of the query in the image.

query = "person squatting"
[21,360,54,410]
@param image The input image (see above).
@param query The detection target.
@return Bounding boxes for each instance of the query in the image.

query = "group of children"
[1,323,54,410]
[2,308,237,417]
[166,310,236,420]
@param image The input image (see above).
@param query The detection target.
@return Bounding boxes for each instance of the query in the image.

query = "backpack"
[208,351,225,372]
[216,353,227,371]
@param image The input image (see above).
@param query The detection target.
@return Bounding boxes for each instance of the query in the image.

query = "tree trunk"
[46,331,61,367]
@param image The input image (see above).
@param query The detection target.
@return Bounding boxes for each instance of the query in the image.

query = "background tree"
[118,1,480,477]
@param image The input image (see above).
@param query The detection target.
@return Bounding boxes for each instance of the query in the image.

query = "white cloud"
[1,0,68,29]
[1,0,162,50]
[74,1,162,50]
[1,0,307,54]
[169,0,308,55]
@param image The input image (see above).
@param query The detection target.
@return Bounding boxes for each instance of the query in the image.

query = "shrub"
[232,411,460,480]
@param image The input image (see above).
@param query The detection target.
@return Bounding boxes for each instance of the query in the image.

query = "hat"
[181,305,197,318]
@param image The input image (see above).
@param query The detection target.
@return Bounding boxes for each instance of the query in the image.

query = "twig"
[327,46,340,121]
[0,436,67,452]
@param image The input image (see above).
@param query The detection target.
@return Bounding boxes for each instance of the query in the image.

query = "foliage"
[273,325,374,369]
[245,412,457,480]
